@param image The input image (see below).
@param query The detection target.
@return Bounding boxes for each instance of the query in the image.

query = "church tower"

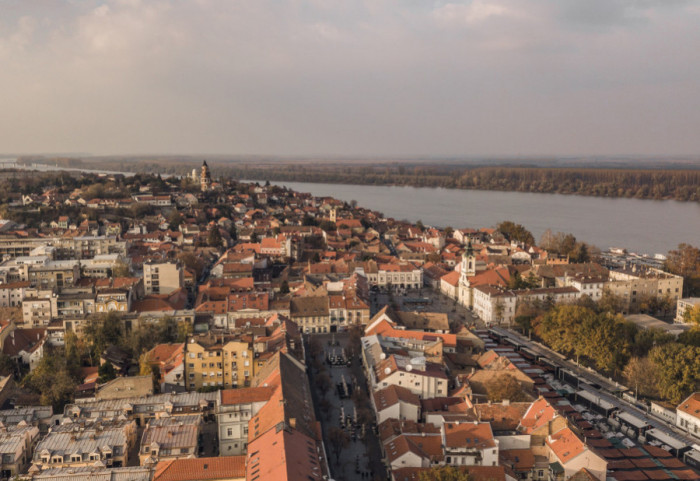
[329,207,337,223]
[200,160,212,192]
[461,240,476,278]
[458,240,476,307]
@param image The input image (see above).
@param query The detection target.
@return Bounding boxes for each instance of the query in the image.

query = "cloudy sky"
[1,0,699,157]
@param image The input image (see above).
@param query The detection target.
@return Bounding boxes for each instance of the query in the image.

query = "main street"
[490,326,699,450]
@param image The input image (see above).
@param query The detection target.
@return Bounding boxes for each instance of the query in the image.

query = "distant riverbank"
[251,179,700,256]
[12,157,700,202]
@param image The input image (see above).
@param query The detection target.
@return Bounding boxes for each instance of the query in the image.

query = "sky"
[1,0,699,158]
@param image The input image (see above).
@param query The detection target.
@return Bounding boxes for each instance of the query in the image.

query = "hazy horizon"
[2,1,700,157]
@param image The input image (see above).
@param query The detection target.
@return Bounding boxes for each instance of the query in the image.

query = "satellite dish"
[406,364,413,372]
[379,353,386,360]
[384,367,391,375]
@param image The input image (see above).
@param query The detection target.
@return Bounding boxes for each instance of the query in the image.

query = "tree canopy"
[497,221,535,245]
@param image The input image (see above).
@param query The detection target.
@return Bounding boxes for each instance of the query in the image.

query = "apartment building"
[217,387,273,456]
[442,422,498,467]
[607,267,684,314]
[144,262,183,295]
[372,354,449,399]
[0,281,30,307]
[328,293,370,328]
[185,334,261,390]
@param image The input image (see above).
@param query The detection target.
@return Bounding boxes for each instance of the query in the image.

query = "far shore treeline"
[16,156,700,202]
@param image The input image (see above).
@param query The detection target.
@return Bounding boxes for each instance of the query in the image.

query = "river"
[255,180,700,255]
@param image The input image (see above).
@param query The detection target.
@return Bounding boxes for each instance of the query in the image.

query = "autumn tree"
[82,312,124,365]
[208,227,223,248]
[683,305,700,326]
[596,290,626,314]
[418,466,471,481]
[534,305,632,373]
[485,373,529,402]
[23,348,79,411]
[665,243,700,296]
[177,251,205,279]
[623,357,662,399]
[328,427,350,463]
[315,371,332,399]
[107,259,130,277]
[649,342,700,404]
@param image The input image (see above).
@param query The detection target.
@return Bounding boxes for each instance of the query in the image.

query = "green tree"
[279,280,290,294]
[167,210,183,230]
[497,221,534,245]
[98,362,117,384]
[570,242,590,263]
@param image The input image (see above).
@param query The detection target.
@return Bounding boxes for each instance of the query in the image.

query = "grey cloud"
[0,0,699,157]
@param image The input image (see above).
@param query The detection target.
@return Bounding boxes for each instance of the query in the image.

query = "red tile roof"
[546,427,585,464]
[221,387,274,406]
[677,392,700,420]
[443,422,496,450]
[155,456,246,481]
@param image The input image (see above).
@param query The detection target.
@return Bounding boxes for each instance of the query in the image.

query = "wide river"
[257,180,700,255]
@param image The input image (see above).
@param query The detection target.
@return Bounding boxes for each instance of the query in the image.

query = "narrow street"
[306,332,387,481]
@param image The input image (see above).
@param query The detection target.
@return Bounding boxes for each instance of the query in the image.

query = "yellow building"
[185,334,259,390]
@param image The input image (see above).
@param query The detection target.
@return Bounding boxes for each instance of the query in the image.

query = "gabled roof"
[373,385,421,412]
[3,328,47,357]
[155,457,246,481]
[546,427,586,464]
[443,422,496,450]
